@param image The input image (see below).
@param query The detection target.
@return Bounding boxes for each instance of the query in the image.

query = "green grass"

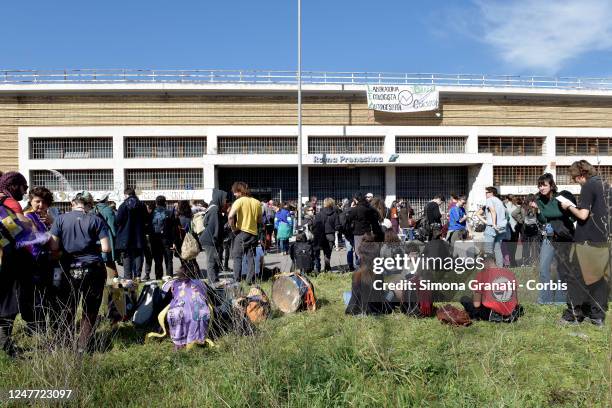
[0,273,610,407]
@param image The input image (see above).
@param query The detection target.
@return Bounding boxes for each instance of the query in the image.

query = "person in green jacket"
[530,173,574,305]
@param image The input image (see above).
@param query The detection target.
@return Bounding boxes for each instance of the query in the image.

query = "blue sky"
[2,0,611,76]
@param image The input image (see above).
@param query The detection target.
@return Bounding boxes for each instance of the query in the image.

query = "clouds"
[472,0,612,73]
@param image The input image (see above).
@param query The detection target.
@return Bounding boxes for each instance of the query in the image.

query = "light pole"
[297,0,303,226]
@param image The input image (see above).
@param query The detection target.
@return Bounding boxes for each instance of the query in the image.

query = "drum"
[272,273,315,313]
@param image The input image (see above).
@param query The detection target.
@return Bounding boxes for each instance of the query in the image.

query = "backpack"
[293,241,313,270]
[523,211,539,236]
[152,208,172,234]
[191,211,206,235]
[237,286,271,324]
[132,281,171,328]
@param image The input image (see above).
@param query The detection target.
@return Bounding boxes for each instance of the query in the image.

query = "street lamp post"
[297,0,303,226]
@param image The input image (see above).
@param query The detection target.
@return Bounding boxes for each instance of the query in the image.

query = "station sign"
[313,154,384,164]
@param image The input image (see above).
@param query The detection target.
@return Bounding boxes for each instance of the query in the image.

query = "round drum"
[272,274,309,313]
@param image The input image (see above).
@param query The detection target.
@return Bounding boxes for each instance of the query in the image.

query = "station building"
[2,71,612,213]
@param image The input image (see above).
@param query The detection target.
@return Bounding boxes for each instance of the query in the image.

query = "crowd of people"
[0,158,609,357]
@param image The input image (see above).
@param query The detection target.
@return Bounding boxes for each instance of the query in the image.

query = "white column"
[544,131,557,176]
[385,166,396,206]
[466,127,479,154]
[203,163,215,203]
[468,162,493,211]
[113,134,124,196]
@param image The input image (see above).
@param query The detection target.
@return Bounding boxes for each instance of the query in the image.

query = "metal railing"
[2,69,612,90]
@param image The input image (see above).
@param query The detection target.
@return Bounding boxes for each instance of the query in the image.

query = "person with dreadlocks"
[0,172,38,356]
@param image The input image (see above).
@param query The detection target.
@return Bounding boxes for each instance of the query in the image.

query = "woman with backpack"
[531,173,575,305]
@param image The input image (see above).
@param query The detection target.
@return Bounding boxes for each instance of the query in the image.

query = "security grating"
[29,137,113,160]
[217,167,298,202]
[309,167,385,204]
[217,137,297,154]
[478,136,544,156]
[396,167,468,216]
[51,202,73,214]
[124,137,207,158]
[125,169,203,190]
[556,137,612,156]
[308,137,385,154]
[30,169,114,191]
[493,166,545,186]
[395,136,466,154]
[556,165,612,184]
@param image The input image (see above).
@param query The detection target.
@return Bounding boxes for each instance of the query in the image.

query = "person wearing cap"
[48,190,111,353]
[94,192,118,282]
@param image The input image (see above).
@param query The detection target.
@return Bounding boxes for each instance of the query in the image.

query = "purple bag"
[162,279,210,348]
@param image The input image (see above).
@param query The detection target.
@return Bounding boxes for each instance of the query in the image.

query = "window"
[395,136,466,154]
[217,167,298,202]
[217,137,297,154]
[308,137,385,154]
[478,137,544,156]
[556,138,612,156]
[556,165,612,184]
[29,138,113,159]
[124,137,207,158]
[309,167,385,204]
[30,170,114,191]
[125,169,203,190]
[493,166,545,186]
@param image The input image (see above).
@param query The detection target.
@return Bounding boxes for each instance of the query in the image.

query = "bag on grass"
[436,304,472,327]
[237,286,271,324]
[132,281,171,328]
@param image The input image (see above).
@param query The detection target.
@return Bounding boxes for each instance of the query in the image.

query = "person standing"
[447,195,468,253]
[559,160,609,326]
[149,195,176,279]
[115,188,148,280]
[0,172,36,356]
[49,191,111,353]
[142,202,155,279]
[199,189,228,284]
[347,193,384,266]
[531,173,574,305]
[512,194,540,266]
[174,200,201,276]
[262,200,276,251]
[228,182,262,283]
[94,193,118,282]
[274,202,293,256]
[313,198,340,273]
[477,187,507,267]
[503,195,519,267]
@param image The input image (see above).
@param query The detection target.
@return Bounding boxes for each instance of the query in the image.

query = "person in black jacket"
[115,187,149,280]
[313,197,341,272]
[199,189,228,284]
[290,231,315,274]
[149,195,177,279]
[347,193,384,267]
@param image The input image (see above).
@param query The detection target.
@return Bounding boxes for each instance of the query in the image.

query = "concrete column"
[203,163,216,203]
[468,162,493,211]
[113,133,124,196]
[544,131,557,176]
[385,166,396,206]
[207,131,218,155]
[466,127,479,154]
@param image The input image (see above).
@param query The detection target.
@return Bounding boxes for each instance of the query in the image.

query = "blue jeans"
[401,228,415,241]
[344,237,354,270]
[483,226,504,267]
[538,238,567,304]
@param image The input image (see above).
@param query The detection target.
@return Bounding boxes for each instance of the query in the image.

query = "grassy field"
[0,273,610,408]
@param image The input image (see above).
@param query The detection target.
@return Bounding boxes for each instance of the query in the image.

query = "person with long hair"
[531,173,574,305]
[176,200,201,277]
[511,194,540,266]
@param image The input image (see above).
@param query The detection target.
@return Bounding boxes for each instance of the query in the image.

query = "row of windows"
[29,136,612,158]
[29,169,204,191]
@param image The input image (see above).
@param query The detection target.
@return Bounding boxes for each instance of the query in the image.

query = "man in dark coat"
[313,198,341,272]
[347,193,384,266]
[199,189,228,284]
[115,187,148,280]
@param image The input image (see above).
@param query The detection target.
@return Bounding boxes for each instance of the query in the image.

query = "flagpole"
[297,0,303,226]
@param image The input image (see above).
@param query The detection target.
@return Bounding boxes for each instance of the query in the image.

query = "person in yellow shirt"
[228,182,263,283]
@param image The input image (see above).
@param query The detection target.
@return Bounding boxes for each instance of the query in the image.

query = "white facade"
[18,124,612,213]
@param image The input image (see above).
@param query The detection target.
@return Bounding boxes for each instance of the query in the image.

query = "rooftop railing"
[2,69,612,90]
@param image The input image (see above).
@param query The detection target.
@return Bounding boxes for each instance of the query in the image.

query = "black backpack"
[132,281,171,328]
